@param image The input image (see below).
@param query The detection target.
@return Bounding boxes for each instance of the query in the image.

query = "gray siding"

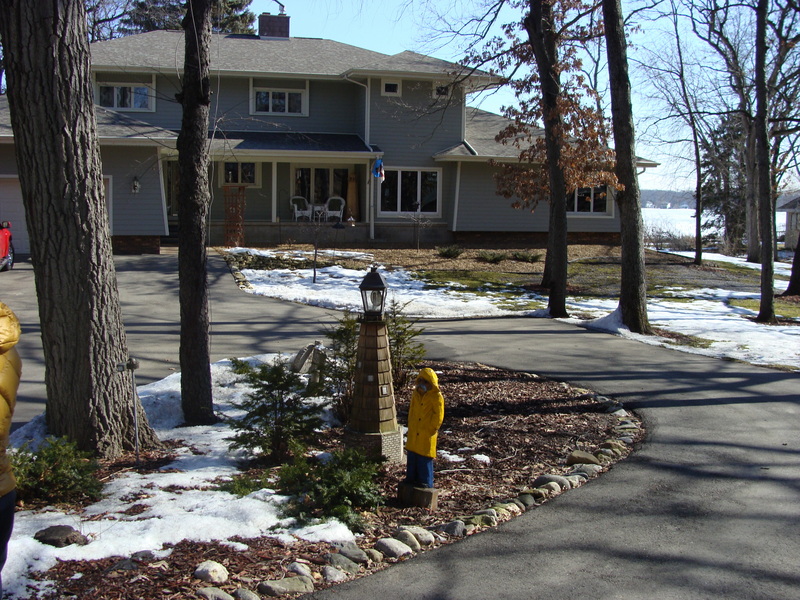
[95,73,366,136]
[369,78,463,168]
[101,146,166,235]
[0,146,16,175]
[456,163,546,232]
[1,143,166,236]
[456,162,621,233]
[210,162,274,222]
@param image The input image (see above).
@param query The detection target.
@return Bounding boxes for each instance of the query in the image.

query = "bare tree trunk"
[602,0,652,334]
[781,244,800,296]
[176,0,217,424]
[754,0,775,323]
[745,132,760,263]
[524,0,568,318]
[0,0,159,458]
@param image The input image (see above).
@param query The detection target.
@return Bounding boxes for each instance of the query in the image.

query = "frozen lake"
[642,208,786,236]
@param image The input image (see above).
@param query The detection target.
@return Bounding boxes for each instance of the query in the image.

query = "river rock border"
[187,395,642,598]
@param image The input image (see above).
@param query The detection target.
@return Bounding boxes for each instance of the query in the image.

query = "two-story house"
[0,12,657,255]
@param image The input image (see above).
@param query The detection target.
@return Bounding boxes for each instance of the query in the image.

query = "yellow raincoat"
[405,368,444,459]
[0,302,21,498]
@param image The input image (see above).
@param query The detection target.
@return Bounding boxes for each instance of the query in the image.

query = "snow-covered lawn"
[227,244,798,372]
[6,357,356,599]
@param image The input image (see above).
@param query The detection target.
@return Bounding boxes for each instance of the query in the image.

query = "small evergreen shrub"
[323,304,426,420]
[217,469,274,497]
[227,358,324,464]
[278,447,383,532]
[511,250,542,264]
[386,299,426,387]
[323,310,360,424]
[477,250,508,264]
[436,245,463,258]
[10,437,102,504]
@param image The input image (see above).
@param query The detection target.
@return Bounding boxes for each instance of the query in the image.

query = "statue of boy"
[404,368,444,489]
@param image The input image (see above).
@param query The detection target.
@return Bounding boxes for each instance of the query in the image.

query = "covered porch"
[160,131,393,247]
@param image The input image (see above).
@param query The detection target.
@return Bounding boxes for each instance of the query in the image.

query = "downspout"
[453,161,462,232]
[343,74,370,144]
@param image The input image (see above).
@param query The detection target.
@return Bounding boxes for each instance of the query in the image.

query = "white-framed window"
[293,166,349,205]
[379,168,440,216]
[381,79,402,97]
[97,83,153,111]
[253,88,306,115]
[221,161,260,187]
[566,185,612,215]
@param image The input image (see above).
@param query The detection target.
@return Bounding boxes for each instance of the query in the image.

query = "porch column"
[271,161,278,222]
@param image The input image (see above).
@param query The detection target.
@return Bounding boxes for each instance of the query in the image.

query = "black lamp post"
[359,266,387,319]
[346,266,403,463]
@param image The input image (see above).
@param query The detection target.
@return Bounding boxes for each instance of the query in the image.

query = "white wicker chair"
[324,196,345,221]
[290,196,312,221]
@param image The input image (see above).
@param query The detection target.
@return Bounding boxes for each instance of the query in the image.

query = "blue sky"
[248,0,693,191]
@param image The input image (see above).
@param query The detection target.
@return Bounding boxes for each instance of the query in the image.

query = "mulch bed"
[22,361,641,599]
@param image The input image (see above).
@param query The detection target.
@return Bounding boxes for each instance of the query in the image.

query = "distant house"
[778,196,799,250]
[0,12,658,254]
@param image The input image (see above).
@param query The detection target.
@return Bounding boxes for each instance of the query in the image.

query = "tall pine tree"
[119,0,254,34]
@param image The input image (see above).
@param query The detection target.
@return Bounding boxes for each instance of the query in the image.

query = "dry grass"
[275,243,622,275]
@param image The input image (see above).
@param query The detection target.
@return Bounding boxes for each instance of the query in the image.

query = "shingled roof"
[434,107,544,161]
[90,30,468,79]
[0,96,176,145]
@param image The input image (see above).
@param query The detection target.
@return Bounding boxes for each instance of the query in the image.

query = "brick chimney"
[259,13,290,38]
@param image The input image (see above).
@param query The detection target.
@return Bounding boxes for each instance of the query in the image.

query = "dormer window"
[381,79,402,97]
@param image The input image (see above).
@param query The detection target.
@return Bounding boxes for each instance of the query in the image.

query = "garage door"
[0,178,29,254]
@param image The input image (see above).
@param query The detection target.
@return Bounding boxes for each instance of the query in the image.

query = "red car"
[0,221,13,271]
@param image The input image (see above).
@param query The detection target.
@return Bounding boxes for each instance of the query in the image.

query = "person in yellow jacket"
[0,302,21,596]
[405,368,444,489]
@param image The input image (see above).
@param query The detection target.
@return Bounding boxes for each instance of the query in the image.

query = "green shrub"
[217,469,274,497]
[511,250,542,264]
[323,310,360,424]
[278,447,383,532]
[324,306,426,421]
[386,299,426,387]
[436,244,463,258]
[10,437,103,504]
[476,250,508,264]
[227,358,324,464]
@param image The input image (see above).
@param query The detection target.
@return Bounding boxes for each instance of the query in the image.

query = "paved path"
[5,252,800,599]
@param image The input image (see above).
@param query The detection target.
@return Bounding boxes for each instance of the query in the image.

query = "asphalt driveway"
[5,251,800,599]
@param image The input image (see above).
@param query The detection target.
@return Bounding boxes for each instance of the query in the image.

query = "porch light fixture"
[131,176,141,194]
[359,266,387,319]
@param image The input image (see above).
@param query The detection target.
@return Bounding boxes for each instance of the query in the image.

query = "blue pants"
[0,489,15,597]
[405,451,434,488]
